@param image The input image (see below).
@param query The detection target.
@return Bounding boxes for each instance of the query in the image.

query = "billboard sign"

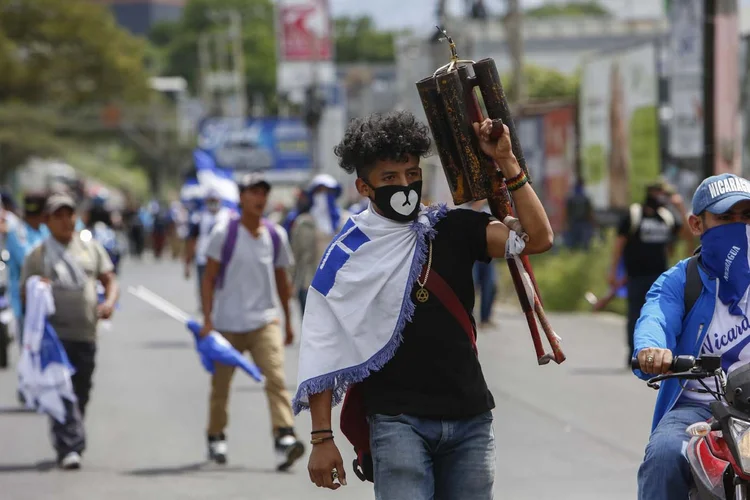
[668,0,704,159]
[278,0,332,61]
[197,118,312,179]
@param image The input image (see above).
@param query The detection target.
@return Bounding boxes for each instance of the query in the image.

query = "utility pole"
[302,1,326,174]
[229,10,248,118]
[503,0,525,105]
[199,9,247,119]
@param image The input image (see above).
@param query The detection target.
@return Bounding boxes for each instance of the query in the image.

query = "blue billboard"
[197,117,312,173]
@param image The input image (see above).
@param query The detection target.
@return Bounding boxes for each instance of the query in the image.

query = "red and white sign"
[278,0,332,61]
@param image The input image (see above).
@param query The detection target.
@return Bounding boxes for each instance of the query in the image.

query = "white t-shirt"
[205,220,294,333]
[193,208,231,266]
[680,285,750,403]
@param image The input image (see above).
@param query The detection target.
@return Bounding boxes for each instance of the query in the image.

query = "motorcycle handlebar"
[631,355,697,373]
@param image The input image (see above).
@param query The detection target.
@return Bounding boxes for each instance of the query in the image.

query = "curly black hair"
[333,111,432,178]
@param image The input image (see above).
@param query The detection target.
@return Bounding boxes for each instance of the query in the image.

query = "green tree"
[0,0,150,105]
[526,1,610,18]
[334,16,397,64]
[503,65,579,101]
[0,0,152,179]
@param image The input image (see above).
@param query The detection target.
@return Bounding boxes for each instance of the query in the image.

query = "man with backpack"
[199,173,305,470]
[632,173,750,500]
[609,182,684,364]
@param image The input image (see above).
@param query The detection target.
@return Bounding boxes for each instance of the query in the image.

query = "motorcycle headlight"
[729,418,750,473]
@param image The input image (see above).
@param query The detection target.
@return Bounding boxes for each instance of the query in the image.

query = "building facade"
[93,0,185,35]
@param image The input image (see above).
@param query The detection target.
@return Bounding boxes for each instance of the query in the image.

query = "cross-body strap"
[423,267,477,355]
[262,219,281,265]
[683,253,703,319]
[215,215,240,289]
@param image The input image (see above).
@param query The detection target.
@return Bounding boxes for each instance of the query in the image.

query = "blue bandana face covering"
[701,222,750,315]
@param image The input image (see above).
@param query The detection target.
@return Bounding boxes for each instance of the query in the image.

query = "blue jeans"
[369,412,495,500]
[473,262,496,324]
[638,403,713,500]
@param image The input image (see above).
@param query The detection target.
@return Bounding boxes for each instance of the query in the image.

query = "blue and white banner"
[17,276,77,423]
[197,117,312,173]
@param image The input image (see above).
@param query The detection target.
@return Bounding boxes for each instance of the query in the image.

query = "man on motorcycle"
[634,173,750,500]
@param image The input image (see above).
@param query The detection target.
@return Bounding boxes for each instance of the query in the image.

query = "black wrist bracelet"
[311,429,333,435]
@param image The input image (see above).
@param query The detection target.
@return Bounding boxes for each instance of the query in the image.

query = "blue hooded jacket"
[633,257,717,431]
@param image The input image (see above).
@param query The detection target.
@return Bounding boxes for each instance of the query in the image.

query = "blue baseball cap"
[692,173,750,215]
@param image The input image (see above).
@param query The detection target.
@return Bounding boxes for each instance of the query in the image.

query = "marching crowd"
[2,110,750,500]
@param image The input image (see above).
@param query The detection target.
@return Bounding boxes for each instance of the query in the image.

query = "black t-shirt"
[617,206,681,277]
[360,209,496,419]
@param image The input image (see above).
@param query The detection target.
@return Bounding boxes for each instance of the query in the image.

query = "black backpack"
[683,251,703,319]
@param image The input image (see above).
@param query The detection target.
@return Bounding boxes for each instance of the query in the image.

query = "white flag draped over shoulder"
[17,276,77,423]
[293,203,448,414]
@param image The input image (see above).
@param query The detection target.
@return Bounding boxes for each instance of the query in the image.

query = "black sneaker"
[275,429,305,471]
[207,433,227,465]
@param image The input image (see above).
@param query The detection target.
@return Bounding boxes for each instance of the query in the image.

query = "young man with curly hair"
[292,111,553,499]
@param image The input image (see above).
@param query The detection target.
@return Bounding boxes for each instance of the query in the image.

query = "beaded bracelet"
[311,435,335,445]
[506,171,529,192]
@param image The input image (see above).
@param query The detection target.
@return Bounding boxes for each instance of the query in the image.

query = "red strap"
[422,267,477,355]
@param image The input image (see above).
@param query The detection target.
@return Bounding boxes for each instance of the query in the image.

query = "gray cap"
[45,193,76,214]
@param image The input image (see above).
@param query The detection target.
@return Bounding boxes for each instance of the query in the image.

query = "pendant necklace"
[415,240,433,303]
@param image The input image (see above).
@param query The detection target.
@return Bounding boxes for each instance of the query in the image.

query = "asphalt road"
[0,256,657,500]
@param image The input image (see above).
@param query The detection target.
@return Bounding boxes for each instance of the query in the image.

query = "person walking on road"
[6,193,50,334]
[199,173,305,470]
[20,192,119,469]
[295,111,553,497]
[609,183,684,363]
[184,187,231,310]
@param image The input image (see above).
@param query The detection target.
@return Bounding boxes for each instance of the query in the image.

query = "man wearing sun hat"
[632,172,750,500]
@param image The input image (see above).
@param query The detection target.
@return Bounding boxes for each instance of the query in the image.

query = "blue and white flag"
[181,148,240,215]
[180,169,203,213]
[17,276,77,423]
[193,149,239,207]
[186,319,264,382]
[292,203,448,414]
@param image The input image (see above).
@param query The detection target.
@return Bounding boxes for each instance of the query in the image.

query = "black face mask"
[645,194,664,209]
[367,180,423,222]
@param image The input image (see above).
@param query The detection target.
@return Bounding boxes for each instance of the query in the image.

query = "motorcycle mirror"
[686,421,712,437]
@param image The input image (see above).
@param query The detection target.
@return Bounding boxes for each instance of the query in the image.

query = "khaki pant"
[207,323,295,436]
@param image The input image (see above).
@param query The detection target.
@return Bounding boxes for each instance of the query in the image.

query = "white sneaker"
[208,439,227,464]
[59,452,81,470]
